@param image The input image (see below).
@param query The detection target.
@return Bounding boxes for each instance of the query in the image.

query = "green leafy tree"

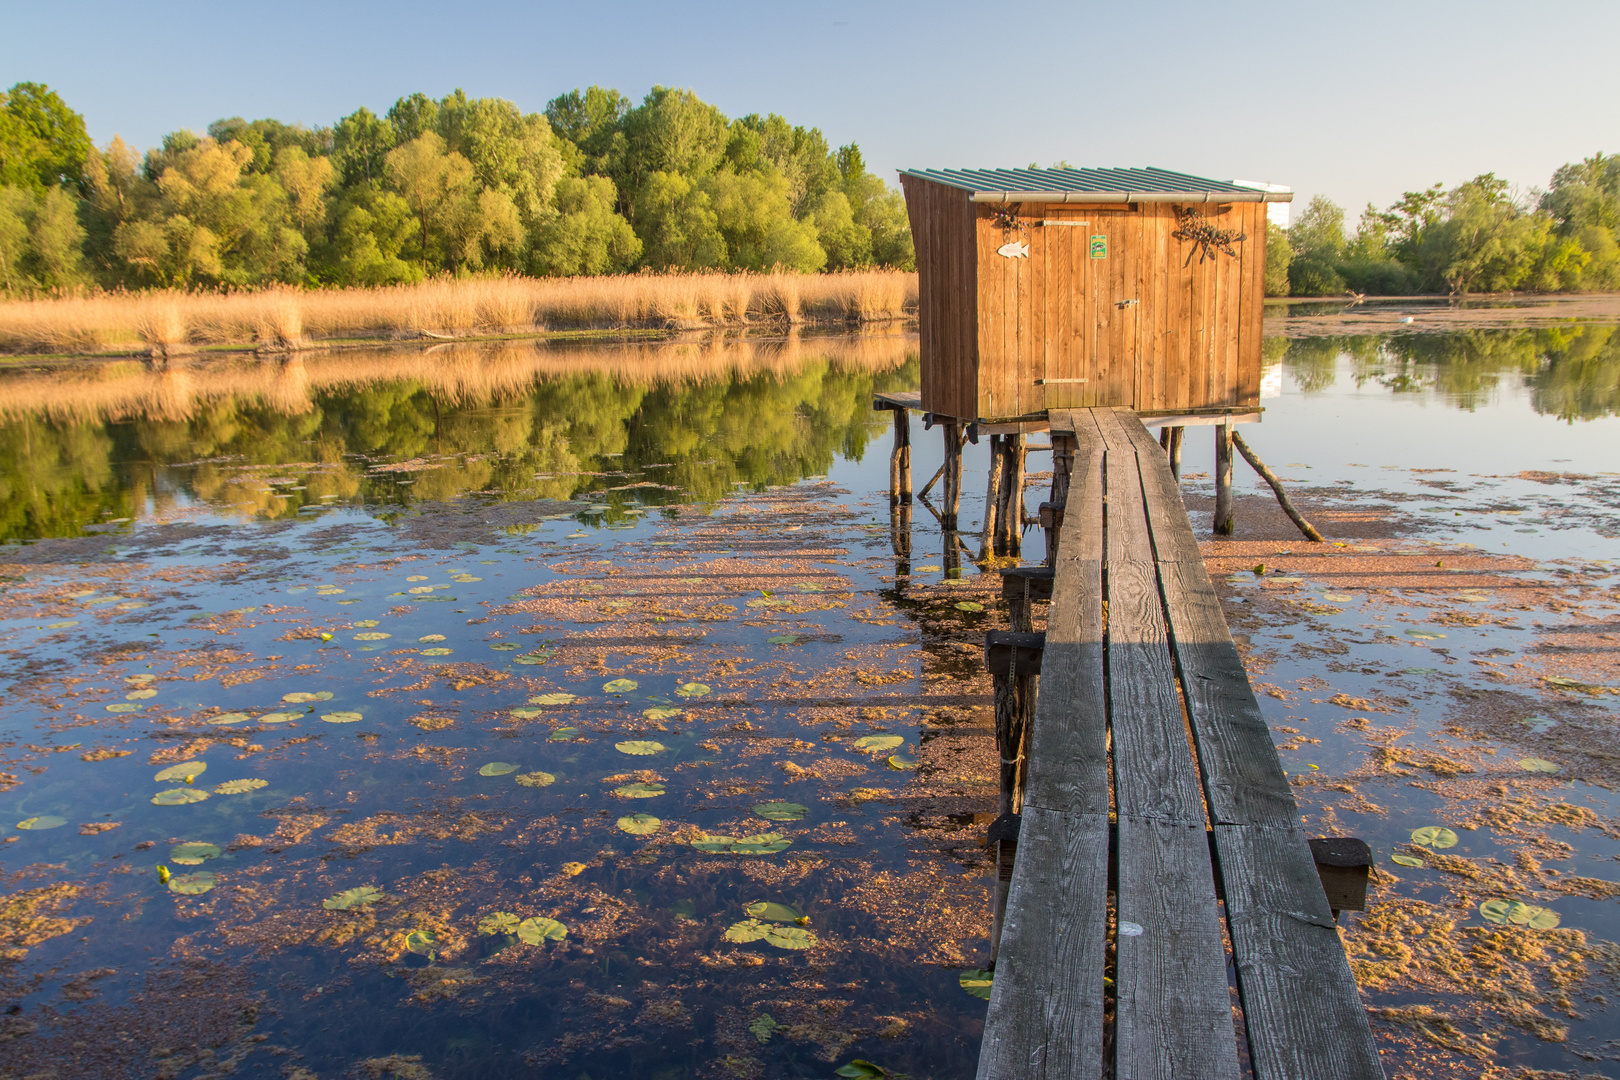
[331,107,396,186]
[324,182,420,285]
[0,82,91,192]
[1263,219,1291,296]
[635,170,725,269]
[705,169,825,272]
[532,175,641,275]
[1417,174,1545,293]
[1286,195,1347,295]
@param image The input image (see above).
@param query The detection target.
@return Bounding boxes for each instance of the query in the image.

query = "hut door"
[1084,209,1138,408]
[1042,209,1138,409]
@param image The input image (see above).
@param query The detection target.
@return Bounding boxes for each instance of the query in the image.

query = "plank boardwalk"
[977,407,1385,1080]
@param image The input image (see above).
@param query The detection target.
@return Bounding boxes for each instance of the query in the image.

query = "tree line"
[0,82,916,294]
[1265,159,1620,296]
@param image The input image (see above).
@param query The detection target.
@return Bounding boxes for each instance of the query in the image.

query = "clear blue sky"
[6,0,1617,221]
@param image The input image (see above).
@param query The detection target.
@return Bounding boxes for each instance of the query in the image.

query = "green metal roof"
[899,167,1292,204]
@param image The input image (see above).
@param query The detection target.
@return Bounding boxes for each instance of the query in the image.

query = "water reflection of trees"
[1279,325,1620,420]
[0,335,918,541]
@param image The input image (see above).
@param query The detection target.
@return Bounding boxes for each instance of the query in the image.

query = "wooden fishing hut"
[882,166,1295,544]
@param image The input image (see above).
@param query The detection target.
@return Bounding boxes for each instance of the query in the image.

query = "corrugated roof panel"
[900,166,1267,198]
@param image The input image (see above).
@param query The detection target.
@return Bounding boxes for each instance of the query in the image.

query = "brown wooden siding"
[904,177,1268,420]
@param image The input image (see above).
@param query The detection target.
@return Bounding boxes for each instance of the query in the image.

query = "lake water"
[0,316,1617,1079]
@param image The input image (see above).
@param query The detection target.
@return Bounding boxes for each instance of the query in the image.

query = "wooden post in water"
[1168,425,1184,482]
[888,407,912,505]
[995,433,1025,557]
[978,434,1003,562]
[1214,419,1234,535]
[1046,434,1074,567]
[942,420,962,532]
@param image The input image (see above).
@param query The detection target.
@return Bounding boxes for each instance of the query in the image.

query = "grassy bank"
[0,270,918,356]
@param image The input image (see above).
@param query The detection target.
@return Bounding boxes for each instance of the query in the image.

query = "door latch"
[1116,299,1139,309]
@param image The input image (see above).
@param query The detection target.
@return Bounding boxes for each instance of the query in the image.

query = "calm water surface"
[1,320,1617,1078]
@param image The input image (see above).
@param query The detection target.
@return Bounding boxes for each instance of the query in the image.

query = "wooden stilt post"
[891,500,913,574]
[889,407,912,505]
[1169,425,1184,482]
[1214,419,1234,535]
[1046,433,1074,567]
[942,420,962,533]
[996,433,1025,557]
[986,630,1041,969]
[978,434,1003,562]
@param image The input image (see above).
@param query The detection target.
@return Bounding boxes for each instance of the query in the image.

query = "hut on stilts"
[876,166,1314,552]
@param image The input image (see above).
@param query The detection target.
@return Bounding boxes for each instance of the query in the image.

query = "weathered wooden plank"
[1214,823,1388,1080]
[976,806,1110,1080]
[1093,408,1203,822]
[1114,815,1242,1080]
[1158,559,1298,827]
[1113,411,1200,564]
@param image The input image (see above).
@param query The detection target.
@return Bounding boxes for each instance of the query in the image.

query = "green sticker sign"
[1089,235,1108,259]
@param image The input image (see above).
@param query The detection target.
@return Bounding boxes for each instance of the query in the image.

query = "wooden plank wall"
[901,176,980,420]
[902,177,1268,420]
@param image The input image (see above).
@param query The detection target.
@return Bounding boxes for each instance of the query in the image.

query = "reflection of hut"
[898,167,1291,422]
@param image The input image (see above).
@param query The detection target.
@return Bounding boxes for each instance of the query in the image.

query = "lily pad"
[478,912,520,936]
[321,711,362,724]
[887,754,918,770]
[723,918,771,943]
[954,601,985,612]
[1411,826,1459,849]
[1406,629,1446,640]
[126,674,156,684]
[753,801,808,822]
[257,711,301,724]
[1390,854,1425,868]
[745,901,803,922]
[168,871,216,895]
[616,740,665,756]
[406,575,429,582]
[762,925,815,949]
[419,634,446,642]
[548,727,580,742]
[170,842,221,865]
[617,813,662,835]
[853,735,904,753]
[531,693,577,706]
[207,713,252,726]
[643,706,683,721]
[154,761,207,783]
[404,929,438,956]
[767,634,802,645]
[16,815,66,830]
[354,620,380,628]
[1480,898,1561,928]
[421,648,453,656]
[1321,593,1355,602]
[354,632,391,641]
[614,782,665,799]
[126,688,158,700]
[105,704,141,713]
[515,771,556,788]
[479,762,519,777]
[516,916,567,944]
[733,833,791,854]
[490,642,520,651]
[960,968,994,1000]
[323,886,384,910]
[675,683,711,698]
[513,653,554,665]
[283,691,334,703]
[1517,757,1561,773]
[215,778,269,794]
[835,1061,889,1079]
[603,679,639,693]
[152,788,210,805]
[509,707,544,718]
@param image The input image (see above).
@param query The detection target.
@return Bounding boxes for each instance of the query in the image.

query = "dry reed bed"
[0,271,919,356]
[0,331,918,425]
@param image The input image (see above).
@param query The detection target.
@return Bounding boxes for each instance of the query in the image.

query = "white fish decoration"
[996,241,1029,259]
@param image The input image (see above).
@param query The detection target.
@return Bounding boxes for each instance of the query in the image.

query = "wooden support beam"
[1213,419,1234,535]
[978,433,1003,563]
[889,407,913,506]
[986,813,1020,969]
[1231,428,1324,542]
[995,433,1025,557]
[943,420,963,532]
[1310,837,1373,918]
[1168,425,1183,482]
[986,631,1042,818]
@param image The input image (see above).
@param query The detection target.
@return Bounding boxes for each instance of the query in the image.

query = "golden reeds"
[0,271,917,356]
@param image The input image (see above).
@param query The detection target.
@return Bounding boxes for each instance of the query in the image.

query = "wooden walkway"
[978,408,1385,1080]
